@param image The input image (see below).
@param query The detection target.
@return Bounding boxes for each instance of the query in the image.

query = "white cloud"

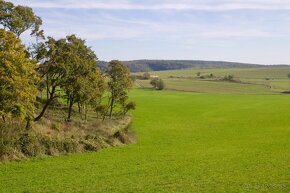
[11,0,290,10]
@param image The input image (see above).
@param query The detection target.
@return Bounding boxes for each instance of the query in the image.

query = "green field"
[0,88,289,192]
[136,67,290,94]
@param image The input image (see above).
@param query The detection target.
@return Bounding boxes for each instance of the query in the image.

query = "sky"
[10,0,290,64]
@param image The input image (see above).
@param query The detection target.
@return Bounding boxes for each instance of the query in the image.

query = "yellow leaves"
[0,29,37,119]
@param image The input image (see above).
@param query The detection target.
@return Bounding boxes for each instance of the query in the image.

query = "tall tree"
[0,0,43,38]
[106,60,132,119]
[0,29,38,124]
[62,35,103,121]
[33,37,68,121]
[76,70,105,120]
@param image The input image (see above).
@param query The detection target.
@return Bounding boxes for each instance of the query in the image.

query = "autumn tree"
[106,60,132,119]
[0,29,38,126]
[0,0,43,38]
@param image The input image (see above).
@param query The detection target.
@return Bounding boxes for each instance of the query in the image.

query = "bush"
[17,133,45,157]
[95,104,108,119]
[222,75,234,81]
[150,78,165,90]
[0,120,24,158]
[129,75,137,82]
[143,72,151,80]
[123,101,136,115]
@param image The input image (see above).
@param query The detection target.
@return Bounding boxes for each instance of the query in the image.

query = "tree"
[62,35,104,121]
[150,78,165,90]
[143,72,150,80]
[0,0,43,38]
[34,37,68,121]
[0,29,38,125]
[34,35,104,122]
[106,60,132,119]
[122,101,136,115]
[287,73,290,79]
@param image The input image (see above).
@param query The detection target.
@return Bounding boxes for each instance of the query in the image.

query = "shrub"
[95,104,108,119]
[150,78,165,90]
[129,75,137,82]
[143,72,151,80]
[17,133,45,157]
[222,75,235,81]
[123,101,136,115]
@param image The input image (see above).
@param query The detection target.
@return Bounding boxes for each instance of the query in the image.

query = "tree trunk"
[34,86,56,122]
[67,98,74,122]
[1,115,6,123]
[78,102,81,114]
[84,105,88,121]
[25,119,31,130]
[109,97,114,119]
[34,99,51,121]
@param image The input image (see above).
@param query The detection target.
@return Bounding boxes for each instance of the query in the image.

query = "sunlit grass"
[0,89,289,192]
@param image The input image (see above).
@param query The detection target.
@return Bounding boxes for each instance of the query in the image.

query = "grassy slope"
[0,89,289,192]
[136,67,290,94]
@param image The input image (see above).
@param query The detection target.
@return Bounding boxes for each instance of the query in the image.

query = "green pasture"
[0,89,289,192]
[137,67,290,93]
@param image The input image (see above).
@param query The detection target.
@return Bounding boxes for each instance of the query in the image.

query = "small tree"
[122,101,136,115]
[150,78,158,88]
[287,73,290,79]
[150,78,165,90]
[156,79,165,90]
[143,72,150,80]
[106,60,132,119]
[196,72,201,77]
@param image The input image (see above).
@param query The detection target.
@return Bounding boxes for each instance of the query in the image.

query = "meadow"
[0,87,289,192]
[136,67,290,94]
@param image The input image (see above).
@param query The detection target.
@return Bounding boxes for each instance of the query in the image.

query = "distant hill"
[98,60,283,72]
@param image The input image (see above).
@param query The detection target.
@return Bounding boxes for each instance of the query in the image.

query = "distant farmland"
[135,67,290,94]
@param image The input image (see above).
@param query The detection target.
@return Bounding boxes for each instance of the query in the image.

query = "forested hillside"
[99,60,267,72]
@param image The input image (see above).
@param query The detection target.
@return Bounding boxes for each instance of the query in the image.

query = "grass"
[0,88,289,192]
[136,67,290,94]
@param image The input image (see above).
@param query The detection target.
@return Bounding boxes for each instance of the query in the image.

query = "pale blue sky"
[11,0,290,64]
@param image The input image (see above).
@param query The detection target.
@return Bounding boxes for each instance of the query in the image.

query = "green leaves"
[35,35,105,121]
[0,0,43,38]
[106,60,133,118]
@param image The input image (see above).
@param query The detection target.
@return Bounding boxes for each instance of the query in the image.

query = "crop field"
[0,87,289,192]
[136,67,290,94]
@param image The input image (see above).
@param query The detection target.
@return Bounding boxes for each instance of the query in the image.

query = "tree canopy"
[0,0,43,38]
[106,60,132,118]
[0,29,38,121]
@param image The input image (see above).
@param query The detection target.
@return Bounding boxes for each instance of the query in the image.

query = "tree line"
[0,0,135,129]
